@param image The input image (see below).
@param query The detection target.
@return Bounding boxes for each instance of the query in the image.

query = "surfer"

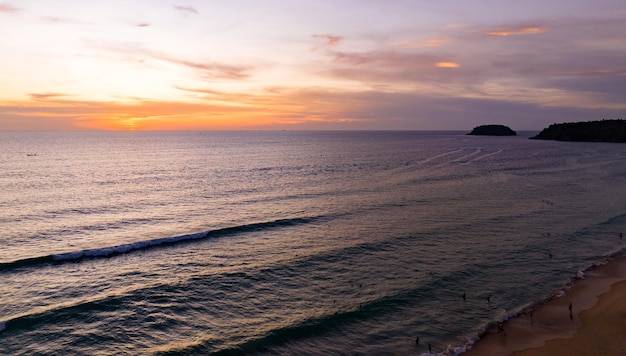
[462,292,466,301]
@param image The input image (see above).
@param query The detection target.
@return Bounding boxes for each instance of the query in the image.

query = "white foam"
[52,232,207,261]
[444,343,469,355]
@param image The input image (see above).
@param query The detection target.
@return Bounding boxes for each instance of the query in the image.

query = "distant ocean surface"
[1,131,624,355]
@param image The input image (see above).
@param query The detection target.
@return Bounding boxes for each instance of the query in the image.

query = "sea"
[0,130,624,355]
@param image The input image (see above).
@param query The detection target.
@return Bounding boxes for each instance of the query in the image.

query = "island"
[467,124,517,136]
[530,119,626,142]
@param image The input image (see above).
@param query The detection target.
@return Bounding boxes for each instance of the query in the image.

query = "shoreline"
[463,254,626,356]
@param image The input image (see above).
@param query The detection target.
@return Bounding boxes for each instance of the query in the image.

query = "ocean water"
[0,130,624,355]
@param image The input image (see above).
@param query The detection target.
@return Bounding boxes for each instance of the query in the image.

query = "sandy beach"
[464,255,626,356]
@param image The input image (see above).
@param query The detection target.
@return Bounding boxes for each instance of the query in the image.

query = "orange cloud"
[391,38,456,48]
[0,3,18,13]
[485,26,546,37]
[1,85,387,131]
[313,34,343,46]
[435,61,460,68]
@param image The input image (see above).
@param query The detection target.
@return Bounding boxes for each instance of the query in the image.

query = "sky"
[1,0,625,131]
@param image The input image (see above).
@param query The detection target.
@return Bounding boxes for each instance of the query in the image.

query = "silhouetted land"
[530,119,626,142]
[467,124,517,136]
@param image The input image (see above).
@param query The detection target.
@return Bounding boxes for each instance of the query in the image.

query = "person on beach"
[497,322,506,336]
[568,301,573,318]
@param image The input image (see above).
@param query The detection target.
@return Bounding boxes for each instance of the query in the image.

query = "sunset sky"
[1,1,624,131]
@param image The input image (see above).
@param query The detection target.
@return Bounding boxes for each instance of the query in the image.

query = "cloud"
[484,25,546,37]
[2,79,623,131]
[309,15,626,114]
[42,16,88,25]
[330,50,442,68]
[390,38,456,49]
[274,88,625,130]
[435,62,460,68]
[0,96,264,130]
[136,22,150,27]
[89,41,254,80]
[322,49,469,86]
[29,92,70,101]
[313,34,343,46]
[174,5,199,16]
[168,57,252,80]
[0,3,18,13]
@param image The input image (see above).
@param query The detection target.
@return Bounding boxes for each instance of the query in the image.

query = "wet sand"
[464,255,626,356]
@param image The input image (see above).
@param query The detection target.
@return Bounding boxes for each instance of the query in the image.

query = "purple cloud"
[89,41,253,80]
[29,92,70,101]
[174,5,199,16]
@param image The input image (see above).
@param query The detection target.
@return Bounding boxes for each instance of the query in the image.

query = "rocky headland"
[530,119,626,142]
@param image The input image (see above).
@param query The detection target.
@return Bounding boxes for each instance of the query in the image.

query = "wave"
[155,267,488,355]
[0,216,319,272]
[156,295,421,355]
